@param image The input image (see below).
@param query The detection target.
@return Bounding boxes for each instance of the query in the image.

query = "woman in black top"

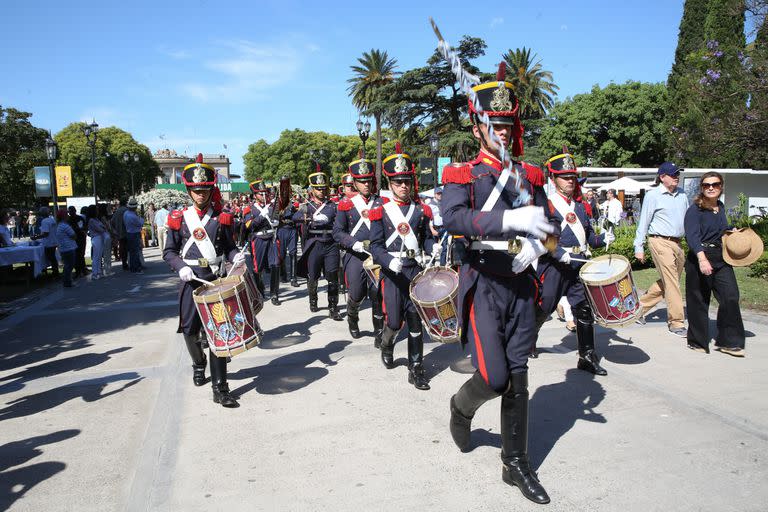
[684,172,745,356]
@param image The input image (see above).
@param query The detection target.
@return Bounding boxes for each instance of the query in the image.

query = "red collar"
[194,206,210,217]
[556,192,572,205]
[475,150,503,171]
[393,198,411,206]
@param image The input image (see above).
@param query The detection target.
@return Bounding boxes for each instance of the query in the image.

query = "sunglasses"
[702,181,722,189]
[390,179,412,186]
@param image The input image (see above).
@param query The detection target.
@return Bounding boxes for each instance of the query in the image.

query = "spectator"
[633,162,689,337]
[36,206,59,276]
[87,205,108,280]
[605,189,624,226]
[585,189,599,222]
[7,211,17,240]
[55,209,78,288]
[111,197,129,270]
[684,172,748,357]
[145,203,157,247]
[154,203,170,251]
[0,209,16,247]
[27,210,38,237]
[123,197,144,273]
[631,194,642,225]
[98,204,114,275]
[68,206,89,278]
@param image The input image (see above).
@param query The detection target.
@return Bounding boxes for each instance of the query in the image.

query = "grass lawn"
[632,267,768,312]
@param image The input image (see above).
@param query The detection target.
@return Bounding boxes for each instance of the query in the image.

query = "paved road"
[0,247,766,511]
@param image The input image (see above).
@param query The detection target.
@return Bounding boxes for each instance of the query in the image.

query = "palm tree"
[347,49,398,185]
[501,47,559,120]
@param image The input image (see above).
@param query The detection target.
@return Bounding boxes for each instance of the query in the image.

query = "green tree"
[668,0,710,101]
[0,106,49,207]
[501,47,559,121]
[705,0,747,48]
[347,49,398,186]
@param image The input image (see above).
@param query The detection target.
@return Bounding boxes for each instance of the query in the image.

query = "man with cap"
[124,197,145,273]
[532,151,614,375]
[333,159,385,344]
[243,179,282,305]
[440,63,556,503]
[368,143,436,390]
[163,154,243,408]
[293,165,343,321]
[633,162,690,336]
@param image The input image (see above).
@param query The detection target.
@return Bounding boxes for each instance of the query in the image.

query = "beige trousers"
[157,227,168,252]
[640,237,686,329]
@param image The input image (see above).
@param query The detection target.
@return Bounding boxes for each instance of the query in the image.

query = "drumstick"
[426,231,449,268]
[193,276,216,286]
[568,255,593,264]
[227,245,250,276]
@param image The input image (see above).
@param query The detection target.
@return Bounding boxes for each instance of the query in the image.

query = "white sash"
[311,201,328,222]
[481,165,512,212]
[549,193,587,250]
[349,194,371,238]
[181,208,219,269]
[253,202,270,219]
[383,202,418,250]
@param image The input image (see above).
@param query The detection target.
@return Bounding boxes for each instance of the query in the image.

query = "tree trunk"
[375,113,383,189]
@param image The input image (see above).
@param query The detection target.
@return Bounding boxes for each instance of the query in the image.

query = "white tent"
[597,176,652,194]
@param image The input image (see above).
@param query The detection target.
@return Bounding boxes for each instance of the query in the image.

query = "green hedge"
[591,224,659,270]
[748,251,768,280]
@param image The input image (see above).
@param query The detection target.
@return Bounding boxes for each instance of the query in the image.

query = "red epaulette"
[167,209,184,231]
[547,199,556,216]
[521,162,545,187]
[368,206,383,221]
[442,163,473,185]
[242,206,251,216]
[218,212,233,226]
[420,203,433,219]
[338,198,353,211]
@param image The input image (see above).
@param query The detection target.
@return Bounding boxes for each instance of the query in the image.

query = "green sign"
[156,182,252,193]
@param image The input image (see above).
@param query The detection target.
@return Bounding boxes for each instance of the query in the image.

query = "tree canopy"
[0,106,49,207]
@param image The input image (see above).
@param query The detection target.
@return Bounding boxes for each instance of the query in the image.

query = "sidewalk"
[0,247,766,511]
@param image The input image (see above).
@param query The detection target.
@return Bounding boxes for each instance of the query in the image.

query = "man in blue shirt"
[633,162,690,336]
[123,197,145,273]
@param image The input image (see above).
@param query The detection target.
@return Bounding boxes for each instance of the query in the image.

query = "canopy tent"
[596,177,652,195]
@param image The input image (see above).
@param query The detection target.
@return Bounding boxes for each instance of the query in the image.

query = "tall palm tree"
[501,47,559,120]
[347,49,398,185]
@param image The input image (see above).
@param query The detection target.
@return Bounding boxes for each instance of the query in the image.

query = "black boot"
[280,258,289,283]
[290,253,299,287]
[379,325,398,369]
[338,268,347,295]
[450,371,500,451]
[270,265,281,306]
[255,270,266,299]
[573,301,607,376]
[183,333,207,386]
[406,312,429,390]
[328,282,343,321]
[501,372,550,504]
[347,298,361,338]
[370,287,384,349]
[209,350,238,408]
[308,279,319,312]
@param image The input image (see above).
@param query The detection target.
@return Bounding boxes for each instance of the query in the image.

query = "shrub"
[748,251,768,279]
[750,220,768,246]
[591,224,656,270]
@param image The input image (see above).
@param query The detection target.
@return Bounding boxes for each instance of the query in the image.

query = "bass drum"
[409,266,460,343]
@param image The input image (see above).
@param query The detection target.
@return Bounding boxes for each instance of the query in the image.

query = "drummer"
[534,151,615,375]
[333,159,385,344]
[242,179,283,305]
[292,165,343,321]
[163,153,243,408]
[368,143,437,390]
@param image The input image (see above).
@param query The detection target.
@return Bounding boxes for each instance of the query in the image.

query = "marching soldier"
[243,179,282,305]
[333,159,385,344]
[368,143,437,390]
[342,173,356,199]
[293,166,343,321]
[163,153,242,408]
[441,64,555,503]
[277,177,299,288]
[534,151,615,375]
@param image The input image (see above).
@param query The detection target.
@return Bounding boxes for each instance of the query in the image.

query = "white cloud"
[491,17,504,28]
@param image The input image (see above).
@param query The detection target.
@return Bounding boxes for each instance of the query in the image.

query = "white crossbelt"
[349,194,371,238]
[383,202,417,250]
[181,207,221,271]
[549,192,587,251]
[253,202,270,219]
[312,201,328,222]
[481,164,512,212]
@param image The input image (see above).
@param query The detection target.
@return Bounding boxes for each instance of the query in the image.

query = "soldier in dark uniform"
[293,167,343,321]
[243,179,282,305]
[534,152,614,375]
[368,143,437,390]
[441,64,556,503]
[276,176,299,287]
[333,159,385,344]
[163,154,242,408]
[341,173,356,199]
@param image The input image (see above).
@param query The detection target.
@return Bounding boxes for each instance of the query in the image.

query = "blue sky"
[2,0,683,177]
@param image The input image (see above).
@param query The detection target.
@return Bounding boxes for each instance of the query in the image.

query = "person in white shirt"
[36,207,59,276]
[153,204,170,250]
[606,189,624,226]
[0,210,16,247]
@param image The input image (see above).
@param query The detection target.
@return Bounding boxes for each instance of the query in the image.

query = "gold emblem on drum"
[210,302,232,323]
[618,277,632,298]
[438,302,456,320]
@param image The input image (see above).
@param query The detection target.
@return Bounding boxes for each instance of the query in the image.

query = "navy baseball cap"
[658,162,683,175]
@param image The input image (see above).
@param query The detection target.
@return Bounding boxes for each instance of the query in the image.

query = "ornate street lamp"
[429,133,439,189]
[45,133,59,214]
[356,118,371,158]
[123,152,140,196]
[82,120,99,200]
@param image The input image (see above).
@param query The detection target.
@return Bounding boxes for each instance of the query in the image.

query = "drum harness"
[181,207,224,273]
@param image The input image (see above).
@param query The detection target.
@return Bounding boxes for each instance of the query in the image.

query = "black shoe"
[502,459,550,505]
[381,345,395,369]
[348,318,361,339]
[213,384,239,408]
[193,364,207,386]
[374,331,382,350]
[271,296,281,306]
[291,278,299,287]
[408,364,430,390]
[577,350,607,376]
[329,306,343,321]
[529,348,539,359]
[449,396,473,451]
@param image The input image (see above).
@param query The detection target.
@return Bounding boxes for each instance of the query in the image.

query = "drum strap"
[480,167,511,212]
[182,208,220,271]
[549,193,587,250]
[383,202,418,251]
[349,194,371,238]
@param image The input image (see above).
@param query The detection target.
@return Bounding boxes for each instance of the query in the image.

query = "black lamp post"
[356,118,371,158]
[309,148,326,167]
[45,133,59,215]
[429,133,439,189]
[82,120,99,200]
[123,152,139,196]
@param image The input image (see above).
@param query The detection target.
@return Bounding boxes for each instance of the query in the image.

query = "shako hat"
[182,153,217,190]
[249,179,268,193]
[545,148,578,176]
[342,174,354,185]
[382,142,414,180]
[348,157,375,180]
[308,163,329,189]
[468,62,525,157]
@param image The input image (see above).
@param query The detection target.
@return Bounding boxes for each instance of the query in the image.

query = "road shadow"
[0,429,79,511]
[258,315,327,350]
[423,342,470,379]
[0,372,143,421]
[229,340,351,396]
[549,328,650,366]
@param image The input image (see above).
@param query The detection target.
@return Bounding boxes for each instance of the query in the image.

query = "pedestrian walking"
[36,206,59,276]
[153,203,169,251]
[123,197,144,273]
[87,205,108,280]
[111,197,129,270]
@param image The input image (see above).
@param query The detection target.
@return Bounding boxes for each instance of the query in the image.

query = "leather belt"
[308,229,332,235]
[702,242,720,248]
[469,239,522,254]
[255,230,274,236]
[649,235,681,243]
[388,250,421,259]
[183,255,223,268]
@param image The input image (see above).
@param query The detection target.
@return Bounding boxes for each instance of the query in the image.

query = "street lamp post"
[356,118,371,158]
[123,152,139,196]
[82,120,99,201]
[45,133,59,214]
[429,133,439,190]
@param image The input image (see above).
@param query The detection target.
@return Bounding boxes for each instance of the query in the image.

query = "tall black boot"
[338,268,347,295]
[379,325,398,369]
[255,269,266,298]
[209,349,238,408]
[308,279,319,312]
[406,311,430,390]
[270,265,281,306]
[183,333,207,386]
[501,372,550,504]
[280,258,289,283]
[370,286,384,349]
[347,298,361,338]
[290,253,299,287]
[327,282,343,321]
[573,301,606,376]
[450,372,501,451]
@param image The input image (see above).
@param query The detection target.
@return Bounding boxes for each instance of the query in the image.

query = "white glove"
[432,243,443,257]
[314,213,329,224]
[352,241,365,253]
[511,238,543,274]
[604,230,615,245]
[559,251,571,264]
[179,266,194,282]
[270,219,279,228]
[502,206,555,240]
[232,252,246,266]
[388,258,403,274]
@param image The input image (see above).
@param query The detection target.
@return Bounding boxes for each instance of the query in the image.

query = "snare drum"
[579,255,641,328]
[363,257,381,287]
[409,266,460,343]
[193,275,263,358]
[227,263,263,315]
